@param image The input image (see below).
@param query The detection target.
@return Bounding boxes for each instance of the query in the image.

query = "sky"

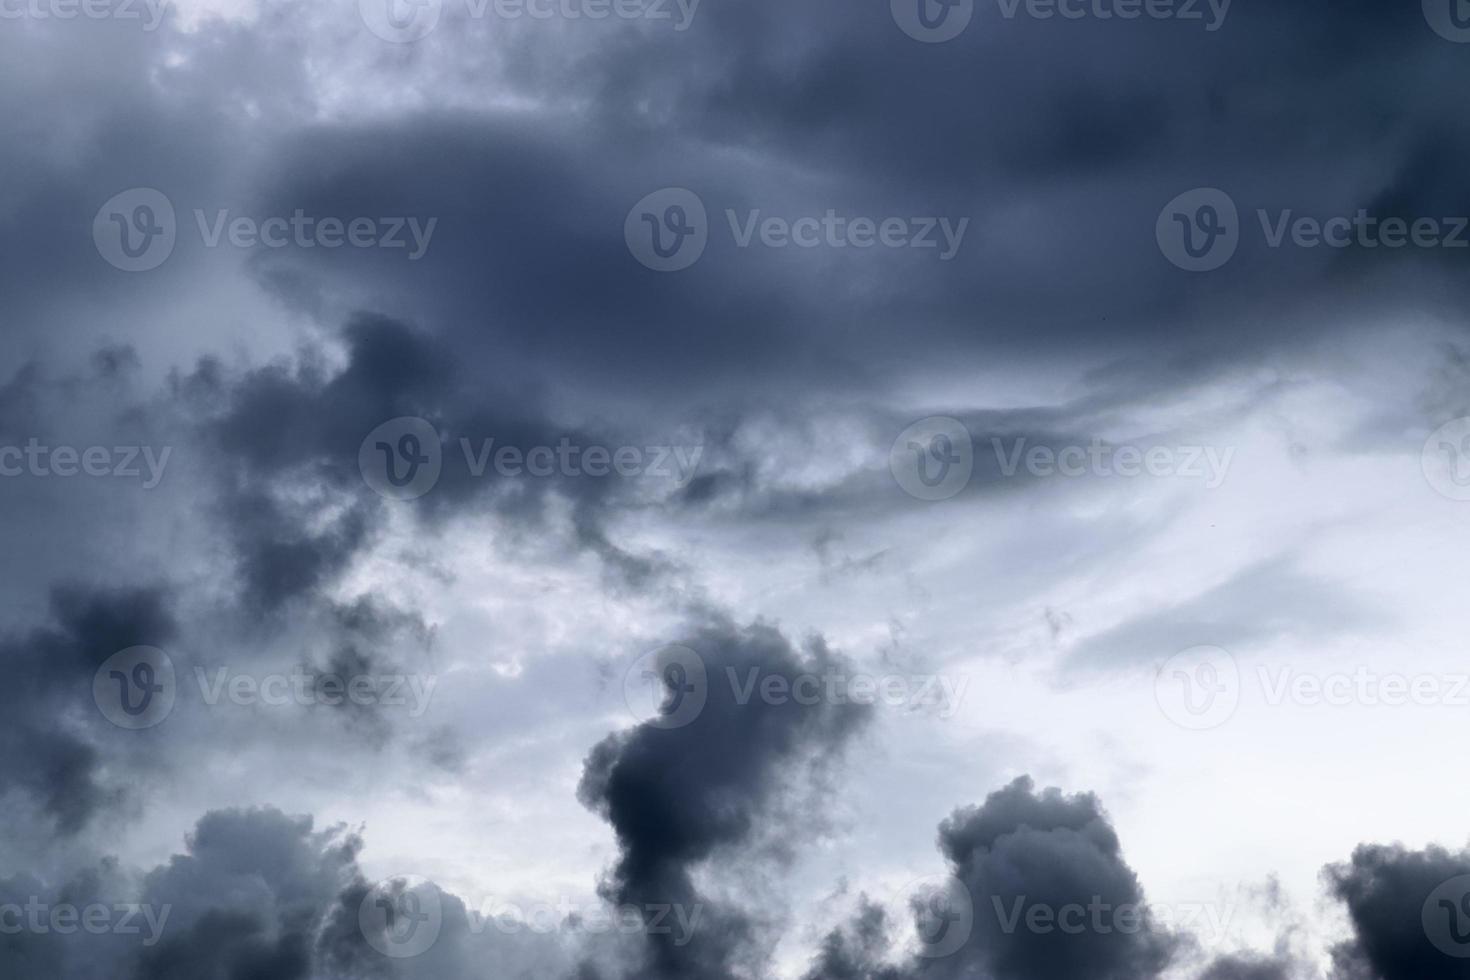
[4,1,1470,979]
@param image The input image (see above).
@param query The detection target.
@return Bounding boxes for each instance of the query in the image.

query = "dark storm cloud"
[577,616,874,980]
[801,776,1177,980]
[799,899,903,980]
[932,775,1177,980]
[173,0,1470,413]
[177,313,688,613]
[1325,842,1470,980]
[127,807,363,980]
[0,584,175,834]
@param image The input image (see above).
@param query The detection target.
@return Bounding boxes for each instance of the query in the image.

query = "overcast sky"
[5,2,1470,979]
